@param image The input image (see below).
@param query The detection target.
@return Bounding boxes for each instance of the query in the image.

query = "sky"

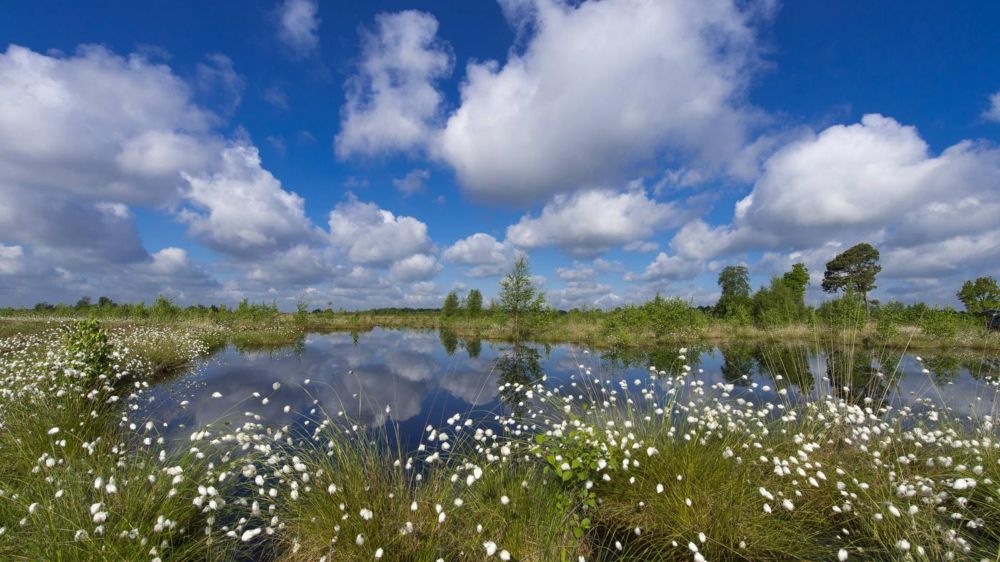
[0,0,998,311]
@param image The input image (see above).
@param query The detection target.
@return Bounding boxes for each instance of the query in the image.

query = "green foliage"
[752,276,804,326]
[715,265,751,318]
[498,255,546,335]
[921,307,960,338]
[644,295,707,337]
[817,289,867,329]
[752,263,811,326]
[464,288,483,316]
[782,262,810,303]
[63,319,113,384]
[534,424,618,542]
[442,290,460,317]
[957,276,1000,314]
[150,294,181,319]
[463,337,481,359]
[601,296,707,344]
[872,302,901,341]
[439,328,458,355]
[235,298,280,322]
[295,296,309,324]
[822,242,881,308]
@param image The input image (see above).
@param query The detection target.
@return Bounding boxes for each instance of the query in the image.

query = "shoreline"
[2,313,999,353]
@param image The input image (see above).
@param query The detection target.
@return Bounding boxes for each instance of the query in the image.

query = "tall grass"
[0,323,241,561]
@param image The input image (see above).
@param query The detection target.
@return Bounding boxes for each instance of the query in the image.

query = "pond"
[147,328,1000,451]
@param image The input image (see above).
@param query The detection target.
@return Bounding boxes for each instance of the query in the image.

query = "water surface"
[148,328,1000,450]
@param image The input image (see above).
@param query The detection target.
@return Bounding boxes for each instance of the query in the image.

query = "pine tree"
[465,289,483,316]
[822,243,881,313]
[442,290,460,317]
[498,255,545,336]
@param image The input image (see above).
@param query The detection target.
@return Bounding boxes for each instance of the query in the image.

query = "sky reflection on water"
[148,328,999,450]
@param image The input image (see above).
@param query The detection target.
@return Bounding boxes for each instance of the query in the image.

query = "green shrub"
[63,319,113,383]
[817,290,866,329]
[921,307,959,338]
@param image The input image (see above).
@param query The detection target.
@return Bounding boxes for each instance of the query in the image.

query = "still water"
[148,328,999,450]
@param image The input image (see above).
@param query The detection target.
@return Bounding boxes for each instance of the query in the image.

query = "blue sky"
[0,0,997,310]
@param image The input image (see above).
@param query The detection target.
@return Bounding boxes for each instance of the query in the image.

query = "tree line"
[439,243,997,341]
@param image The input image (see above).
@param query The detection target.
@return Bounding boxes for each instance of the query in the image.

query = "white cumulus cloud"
[180,144,317,258]
[627,252,702,282]
[327,195,434,265]
[442,233,512,278]
[436,0,764,202]
[335,11,452,158]
[389,253,443,282]
[506,187,684,256]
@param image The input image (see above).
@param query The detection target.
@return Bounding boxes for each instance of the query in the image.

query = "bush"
[817,290,866,329]
[63,319,113,384]
[752,277,805,327]
[872,301,904,340]
[921,307,959,338]
[601,297,706,344]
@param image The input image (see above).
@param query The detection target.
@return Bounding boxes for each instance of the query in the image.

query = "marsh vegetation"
[1,316,999,561]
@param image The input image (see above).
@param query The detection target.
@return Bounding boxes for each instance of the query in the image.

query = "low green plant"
[535,423,619,544]
[63,319,113,384]
[921,307,959,338]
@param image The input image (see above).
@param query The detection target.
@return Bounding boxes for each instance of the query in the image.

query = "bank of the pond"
[3,311,998,353]
[2,323,1000,561]
[301,312,1000,352]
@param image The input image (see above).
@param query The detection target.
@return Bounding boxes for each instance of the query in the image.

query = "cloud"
[555,265,596,282]
[132,247,219,294]
[548,282,621,310]
[0,44,216,207]
[327,195,434,265]
[262,84,290,110]
[195,53,245,115]
[179,144,317,258]
[624,240,659,253]
[392,168,431,196]
[0,244,24,275]
[881,232,1000,280]
[335,11,452,158]
[506,187,684,256]
[667,113,1000,302]
[673,114,1000,258]
[389,253,443,282]
[245,245,335,286]
[626,252,702,282]
[276,0,320,56]
[436,0,764,202]
[0,43,456,309]
[985,91,1000,122]
[442,233,512,278]
[0,186,149,266]
[0,244,220,306]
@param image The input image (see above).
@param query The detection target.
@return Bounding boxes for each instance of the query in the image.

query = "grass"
[0,325,238,561]
[272,431,571,561]
[1,321,998,560]
[5,303,999,354]
[304,311,1000,352]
